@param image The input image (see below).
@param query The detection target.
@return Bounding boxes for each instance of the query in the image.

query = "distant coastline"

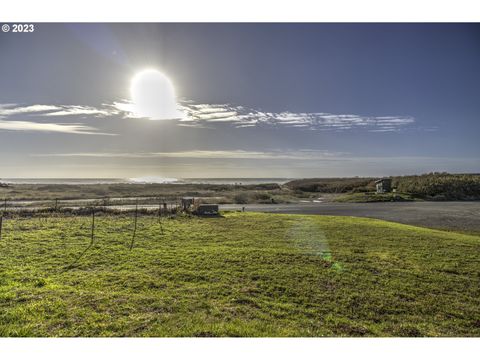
[0,177,293,185]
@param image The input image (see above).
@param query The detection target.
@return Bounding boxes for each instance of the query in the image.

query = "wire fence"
[0,194,226,270]
[1,195,184,214]
[0,198,176,272]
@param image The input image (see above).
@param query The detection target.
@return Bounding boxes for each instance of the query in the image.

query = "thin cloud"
[0,103,115,118]
[0,104,62,116]
[43,106,113,117]
[33,149,346,160]
[0,120,115,135]
[177,123,213,129]
[1,101,419,133]
[0,103,116,135]
[180,103,416,132]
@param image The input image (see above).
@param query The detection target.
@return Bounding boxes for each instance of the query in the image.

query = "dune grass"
[334,192,417,202]
[0,212,479,337]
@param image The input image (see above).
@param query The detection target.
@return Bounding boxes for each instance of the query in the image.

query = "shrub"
[234,192,250,204]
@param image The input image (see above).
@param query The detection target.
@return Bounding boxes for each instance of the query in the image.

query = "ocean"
[0,177,292,185]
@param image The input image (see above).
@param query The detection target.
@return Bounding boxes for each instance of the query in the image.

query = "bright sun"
[130,69,182,120]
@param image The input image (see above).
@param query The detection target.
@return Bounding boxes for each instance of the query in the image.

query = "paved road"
[221,202,480,232]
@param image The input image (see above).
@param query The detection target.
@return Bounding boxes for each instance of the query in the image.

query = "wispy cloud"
[0,104,113,118]
[109,100,417,132]
[0,120,114,135]
[33,149,345,160]
[1,101,419,133]
[0,103,115,135]
[0,104,62,116]
[178,103,415,132]
[42,106,113,117]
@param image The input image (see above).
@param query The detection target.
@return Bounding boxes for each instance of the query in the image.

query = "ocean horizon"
[0,177,293,185]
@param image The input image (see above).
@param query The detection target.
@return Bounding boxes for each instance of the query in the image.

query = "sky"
[0,23,479,179]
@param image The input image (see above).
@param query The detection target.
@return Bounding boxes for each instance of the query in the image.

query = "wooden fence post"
[0,215,3,241]
[91,209,95,243]
[129,200,138,250]
[158,199,164,234]
[158,200,161,221]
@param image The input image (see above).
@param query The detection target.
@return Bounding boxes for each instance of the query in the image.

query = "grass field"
[0,212,479,337]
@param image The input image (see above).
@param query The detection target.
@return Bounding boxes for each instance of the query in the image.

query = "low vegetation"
[0,182,283,202]
[334,192,417,203]
[286,177,375,193]
[0,212,478,336]
[287,173,480,201]
[1,173,479,208]
[393,173,480,200]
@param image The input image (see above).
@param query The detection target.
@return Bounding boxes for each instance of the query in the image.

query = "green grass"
[0,212,479,337]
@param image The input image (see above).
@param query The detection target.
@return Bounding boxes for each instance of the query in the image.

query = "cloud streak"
[33,149,346,160]
[42,106,113,117]
[0,104,113,118]
[0,120,114,135]
[0,104,116,135]
[179,103,415,132]
[0,104,62,116]
[1,101,418,133]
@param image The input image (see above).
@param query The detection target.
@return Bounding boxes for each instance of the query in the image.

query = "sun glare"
[130,69,182,120]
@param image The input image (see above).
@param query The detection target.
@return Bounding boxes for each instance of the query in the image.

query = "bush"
[286,178,376,193]
[393,173,480,200]
[287,173,480,200]
[234,192,250,204]
[253,192,272,201]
